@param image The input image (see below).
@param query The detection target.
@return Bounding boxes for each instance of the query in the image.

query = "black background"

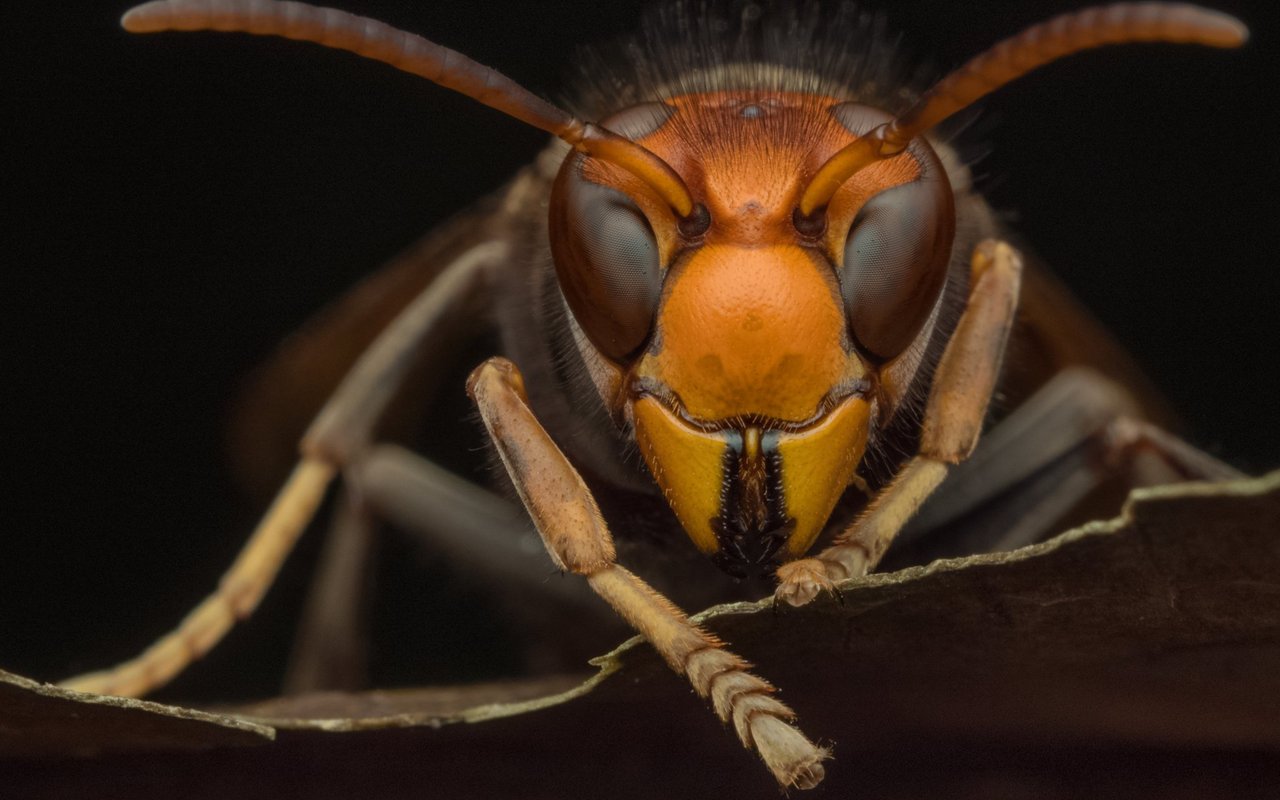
[4,0,1279,705]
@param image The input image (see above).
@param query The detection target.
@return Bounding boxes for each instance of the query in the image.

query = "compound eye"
[841,174,953,362]
[548,102,676,363]
[551,161,662,362]
[827,102,955,362]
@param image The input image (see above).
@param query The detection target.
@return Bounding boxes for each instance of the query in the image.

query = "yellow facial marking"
[633,391,871,564]
[632,397,729,555]
[776,396,871,557]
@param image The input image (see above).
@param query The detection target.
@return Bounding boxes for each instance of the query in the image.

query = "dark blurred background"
[4,0,1278,707]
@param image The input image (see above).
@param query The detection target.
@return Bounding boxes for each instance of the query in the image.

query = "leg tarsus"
[774,557,848,608]
[471,357,827,789]
[60,244,501,698]
[60,459,337,697]
[585,565,827,788]
[796,459,948,604]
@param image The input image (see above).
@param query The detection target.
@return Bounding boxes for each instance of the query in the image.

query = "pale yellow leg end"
[60,459,335,697]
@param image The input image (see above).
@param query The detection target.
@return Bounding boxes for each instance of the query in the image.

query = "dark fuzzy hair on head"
[563,1,931,119]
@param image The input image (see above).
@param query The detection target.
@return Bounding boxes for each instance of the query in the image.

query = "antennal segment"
[122,0,696,217]
[798,3,1249,217]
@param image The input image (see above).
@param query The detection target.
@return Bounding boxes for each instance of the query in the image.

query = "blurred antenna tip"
[1234,20,1252,46]
[120,3,161,33]
[1211,10,1251,47]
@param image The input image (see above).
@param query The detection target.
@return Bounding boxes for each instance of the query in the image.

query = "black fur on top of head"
[562,1,933,120]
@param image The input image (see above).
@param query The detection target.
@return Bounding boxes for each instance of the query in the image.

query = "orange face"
[641,242,855,423]
[550,91,954,575]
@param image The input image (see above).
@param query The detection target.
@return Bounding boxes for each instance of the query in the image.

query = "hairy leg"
[469,357,828,790]
[777,239,1022,606]
[61,242,503,697]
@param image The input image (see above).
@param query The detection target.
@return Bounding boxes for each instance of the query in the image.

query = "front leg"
[468,358,828,790]
[778,240,1022,605]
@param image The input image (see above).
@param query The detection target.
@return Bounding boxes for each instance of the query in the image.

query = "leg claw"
[774,559,838,608]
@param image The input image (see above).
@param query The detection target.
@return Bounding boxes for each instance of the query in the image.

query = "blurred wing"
[884,247,1184,566]
[1000,249,1178,430]
[224,183,517,502]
